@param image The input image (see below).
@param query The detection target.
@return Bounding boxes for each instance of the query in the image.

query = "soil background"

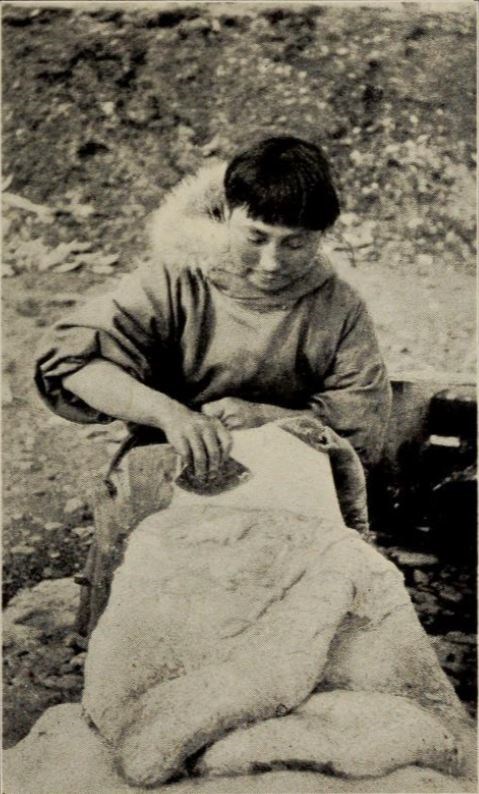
[2,1,476,748]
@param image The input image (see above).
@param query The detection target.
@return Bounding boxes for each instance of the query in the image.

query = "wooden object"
[76,445,177,637]
[385,372,475,468]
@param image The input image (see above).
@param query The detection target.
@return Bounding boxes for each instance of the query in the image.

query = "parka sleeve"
[34,264,177,424]
[308,299,392,469]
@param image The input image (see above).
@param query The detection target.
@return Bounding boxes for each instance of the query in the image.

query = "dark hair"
[224,136,340,231]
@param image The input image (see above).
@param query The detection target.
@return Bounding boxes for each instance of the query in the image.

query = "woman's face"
[226,207,322,293]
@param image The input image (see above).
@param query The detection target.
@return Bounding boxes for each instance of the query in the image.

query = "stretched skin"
[83,503,474,787]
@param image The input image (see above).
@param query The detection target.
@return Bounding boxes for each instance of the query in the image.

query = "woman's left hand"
[201,397,267,430]
[201,398,310,430]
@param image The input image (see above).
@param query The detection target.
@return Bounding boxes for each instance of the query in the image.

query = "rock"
[51,674,80,691]
[67,203,96,222]
[3,580,81,747]
[388,549,439,567]
[201,133,228,157]
[46,293,79,307]
[440,586,463,604]
[411,588,435,603]
[71,525,94,539]
[63,497,86,515]
[341,220,376,248]
[407,216,423,230]
[68,652,87,671]
[55,260,84,273]
[92,264,114,275]
[3,705,132,794]
[340,213,360,229]
[10,543,35,556]
[178,16,212,35]
[3,578,79,650]
[11,512,24,522]
[64,632,88,651]
[42,674,77,690]
[38,241,91,271]
[43,521,62,531]
[413,568,429,585]
[100,100,115,117]
[431,637,472,678]
[446,631,476,646]
[90,253,120,268]
[4,704,476,794]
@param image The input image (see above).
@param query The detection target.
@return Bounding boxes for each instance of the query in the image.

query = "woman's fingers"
[197,420,233,477]
[222,415,243,430]
[165,408,233,478]
[181,422,232,479]
[173,434,193,472]
[201,401,222,419]
[201,398,238,424]
[215,420,233,457]
[199,425,223,475]
[186,428,210,479]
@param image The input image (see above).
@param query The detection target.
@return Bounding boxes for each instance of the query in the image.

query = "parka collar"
[207,249,334,309]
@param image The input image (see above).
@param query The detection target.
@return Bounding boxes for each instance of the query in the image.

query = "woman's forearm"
[63,360,233,478]
[62,360,183,430]
[201,397,315,429]
[257,403,315,424]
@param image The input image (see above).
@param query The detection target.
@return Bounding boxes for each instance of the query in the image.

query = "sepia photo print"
[2,1,477,792]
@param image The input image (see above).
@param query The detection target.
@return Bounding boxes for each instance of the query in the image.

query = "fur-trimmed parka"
[35,163,391,467]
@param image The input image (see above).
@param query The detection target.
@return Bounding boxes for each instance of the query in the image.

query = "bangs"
[244,169,327,230]
[224,137,340,231]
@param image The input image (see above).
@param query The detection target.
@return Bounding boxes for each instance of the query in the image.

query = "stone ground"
[2,1,476,748]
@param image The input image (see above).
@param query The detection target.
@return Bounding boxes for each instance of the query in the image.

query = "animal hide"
[82,426,475,788]
[148,160,229,273]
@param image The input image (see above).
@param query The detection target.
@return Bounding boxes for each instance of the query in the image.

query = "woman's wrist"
[141,390,190,431]
[62,360,193,431]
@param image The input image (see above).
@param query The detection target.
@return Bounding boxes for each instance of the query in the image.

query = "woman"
[35,136,391,479]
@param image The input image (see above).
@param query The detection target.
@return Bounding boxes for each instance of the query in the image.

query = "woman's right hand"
[161,403,233,479]
[62,360,232,478]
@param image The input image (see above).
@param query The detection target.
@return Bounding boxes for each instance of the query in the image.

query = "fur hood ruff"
[148,162,334,293]
[148,160,231,273]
